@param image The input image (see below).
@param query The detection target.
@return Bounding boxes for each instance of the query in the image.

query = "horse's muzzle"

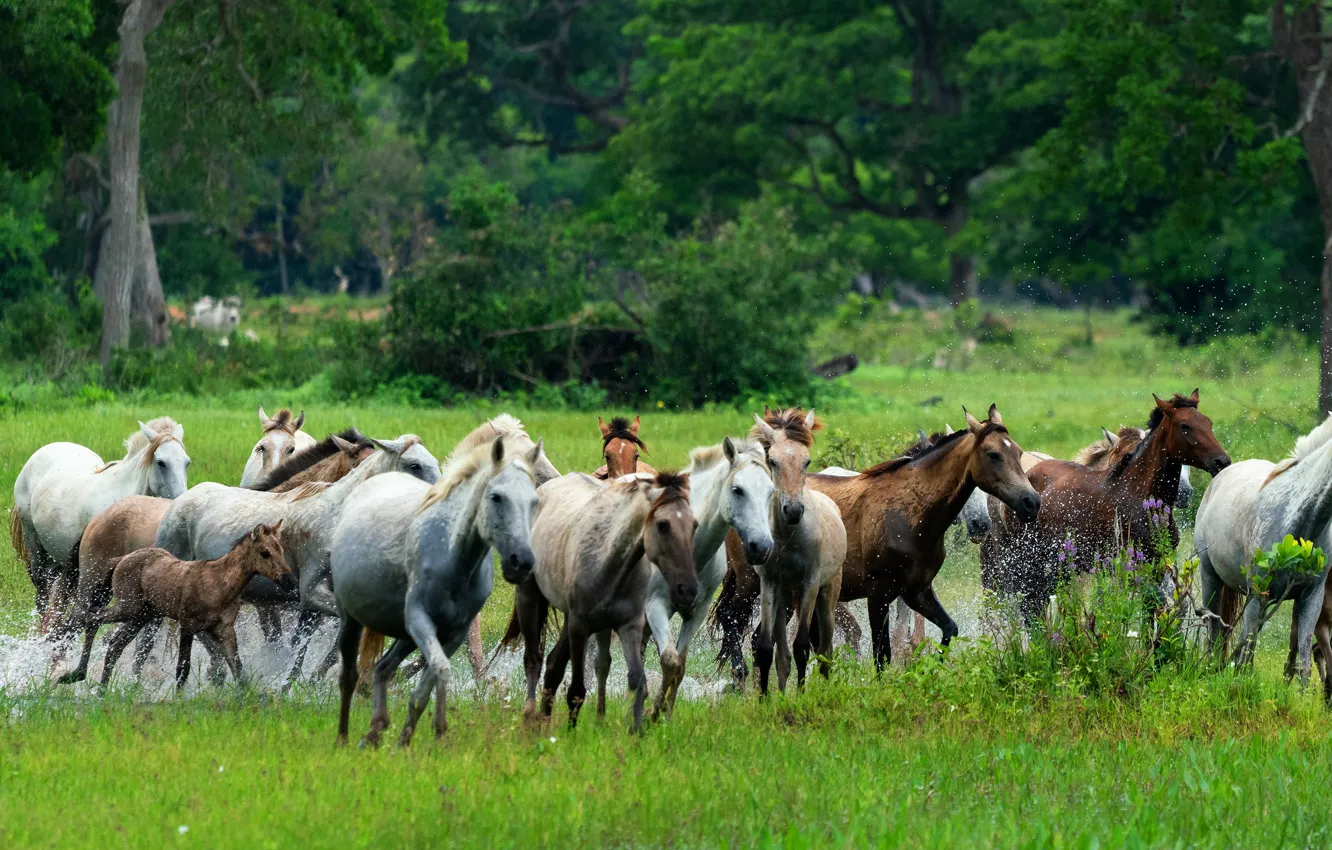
[1014,493,1041,522]
[781,501,805,526]
[744,538,773,565]
[671,581,699,611]
[1205,455,1232,476]
[277,572,298,594]
[502,548,536,584]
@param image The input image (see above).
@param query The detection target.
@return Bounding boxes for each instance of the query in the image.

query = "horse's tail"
[1219,585,1242,654]
[357,629,385,684]
[9,506,28,570]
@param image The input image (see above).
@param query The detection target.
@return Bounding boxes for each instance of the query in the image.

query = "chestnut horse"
[981,390,1230,622]
[593,416,656,479]
[714,404,1040,678]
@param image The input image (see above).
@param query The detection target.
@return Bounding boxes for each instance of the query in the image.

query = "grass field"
[3,307,1330,847]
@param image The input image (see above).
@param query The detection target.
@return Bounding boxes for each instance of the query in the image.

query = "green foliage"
[1249,535,1328,596]
[0,0,113,175]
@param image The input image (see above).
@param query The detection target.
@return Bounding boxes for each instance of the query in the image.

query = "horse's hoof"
[358,733,382,750]
[56,671,83,685]
[398,728,415,748]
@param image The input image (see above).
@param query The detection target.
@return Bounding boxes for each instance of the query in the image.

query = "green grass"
[2,306,1330,847]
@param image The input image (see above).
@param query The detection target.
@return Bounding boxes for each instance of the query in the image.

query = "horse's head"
[1152,389,1231,475]
[720,436,776,565]
[244,407,306,484]
[963,405,1040,522]
[480,436,542,585]
[643,471,698,611]
[599,415,646,479]
[370,435,441,483]
[958,487,993,542]
[751,407,820,527]
[242,520,293,591]
[141,420,191,499]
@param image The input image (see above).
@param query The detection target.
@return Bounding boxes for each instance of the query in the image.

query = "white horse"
[154,436,440,680]
[645,437,775,718]
[331,434,545,747]
[1195,415,1332,688]
[12,417,190,630]
[189,296,241,334]
[239,406,317,487]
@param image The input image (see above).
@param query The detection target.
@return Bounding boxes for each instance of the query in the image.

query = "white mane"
[1291,413,1332,461]
[122,416,183,457]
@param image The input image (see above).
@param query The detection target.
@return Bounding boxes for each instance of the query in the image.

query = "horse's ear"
[526,438,543,467]
[270,519,283,533]
[258,405,269,425]
[597,417,611,438]
[630,415,641,436]
[293,410,305,432]
[763,405,771,417]
[916,428,928,445]
[987,404,1003,426]
[752,413,776,441]
[1189,388,1200,402]
[1102,426,1117,444]
[138,421,158,442]
[1153,392,1169,409]
[723,436,738,464]
[491,435,506,465]
[963,407,983,433]
[331,433,357,455]
[372,437,409,454]
[804,409,817,431]
[943,423,954,435]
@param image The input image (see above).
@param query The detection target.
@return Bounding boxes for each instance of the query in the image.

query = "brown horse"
[714,404,1040,678]
[981,390,1231,622]
[593,416,656,480]
[248,428,374,493]
[77,522,292,689]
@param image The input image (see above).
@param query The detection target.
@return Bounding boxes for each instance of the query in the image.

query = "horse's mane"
[422,427,534,510]
[862,425,1003,476]
[1262,413,1332,488]
[1144,393,1199,432]
[749,408,822,449]
[602,416,648,452]
[1110,394,1200,478]
[443,414,529,467]
[647,470,690,517]
[1073,426,1144,468]
[98,417,184,472]
[261,408,300,434]
[688,437,764,472]
[249,427,370,492]
[285,481,332,502]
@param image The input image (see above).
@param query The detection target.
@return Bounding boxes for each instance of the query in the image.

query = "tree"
[617,0,1064,303]
[1038,0,1332,410]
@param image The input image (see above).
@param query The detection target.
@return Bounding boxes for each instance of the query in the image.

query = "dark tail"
[486,598,552,675]
[1219,586,1241,655]
[357,629,386,684]
[710,563,755,671]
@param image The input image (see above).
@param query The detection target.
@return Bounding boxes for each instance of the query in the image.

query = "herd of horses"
[8,390,1332,746]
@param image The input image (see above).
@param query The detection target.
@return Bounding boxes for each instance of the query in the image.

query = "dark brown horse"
[593,416,656,480]
[981,390,1231,622]
[714,404,1040,679]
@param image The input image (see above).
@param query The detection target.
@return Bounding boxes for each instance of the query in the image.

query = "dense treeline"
[4,1,1332,406]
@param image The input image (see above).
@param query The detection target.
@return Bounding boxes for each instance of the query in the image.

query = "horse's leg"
[565,624,589,729]
[516,581,548,720]
[718,563,759,691]
[594,631,612,719]
[906,585,959,650]
[541,628,571,721]
[815,577,840,680]
[402,593,454,741]
[362,636,416,749]
[336,615,363,745]
[398,666,437,748]
[59,619,100,685]
[792,581,821,690]
[98,621,144,687]
[868,594,894,672]
[466,614,485,680]
[645,596,677,722]
[1198,551,1227,656]
[754,575,778,697]
[1230,595,1265,669]
[214,622,244,686]
[175,630,195,691]
[131,618,164,677]
[616,616,648,733]
[1315,613,1332,706]
[912,611,927,649]
[833,602,862,657]
[774,593,794,694]
[1291,581,1325,689]
[665,602,710,716]
[283,605,323,687]
[257,605,283,643]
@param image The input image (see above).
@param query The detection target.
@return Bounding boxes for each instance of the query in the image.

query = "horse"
[70,523,292,689]
[1194,414,1332,698]
[737,408,847,695]
[332,434,545,747]
[506,470,698,733]
[12,417,191,632]
[247,428,375,493]
[354,415,561,687]
[643,437,774,718]
[593,416,656,479]
[982,390,1230,623]
[1074,426,1194,510]
[154,435,441,682]
[239,407,317,487]
[713,404,1038,680]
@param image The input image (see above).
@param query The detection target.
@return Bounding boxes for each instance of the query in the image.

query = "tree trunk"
[944,194,977,305]
[275,176,289,295]
[132,187,171,346]
[1274,4,1332,412]
[95,0,175,369]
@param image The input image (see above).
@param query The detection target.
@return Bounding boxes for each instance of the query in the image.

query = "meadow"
[2,308,1330,848]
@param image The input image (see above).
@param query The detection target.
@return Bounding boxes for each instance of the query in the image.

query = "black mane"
[603,416,648,451]
[248,427,370,492]
[864,424,1005,476]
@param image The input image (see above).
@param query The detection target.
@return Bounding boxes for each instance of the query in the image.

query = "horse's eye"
[656,520,670,533]
[1181,425,1191,434]
[732,486,745,497]
[491,493,503,503]
[988,452,1002,462]
[255,446,265,454]
[156,459,166,468]
[261,551,270,559]
[286,446,295,454]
